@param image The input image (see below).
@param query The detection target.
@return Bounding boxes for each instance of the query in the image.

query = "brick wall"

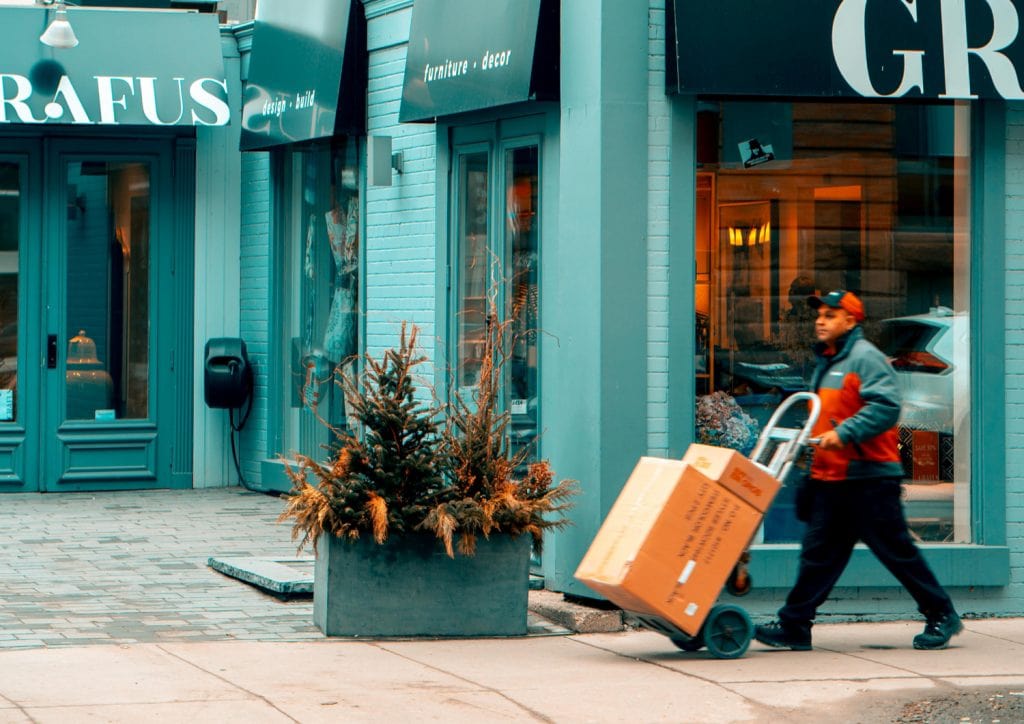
[364,3,437,375]
[238,151,270,486]
[1003,103,1024,608]
[647,0,670,455]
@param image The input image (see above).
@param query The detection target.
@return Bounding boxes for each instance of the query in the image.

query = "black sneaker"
[754,620,812,651]
[913,611,964,650]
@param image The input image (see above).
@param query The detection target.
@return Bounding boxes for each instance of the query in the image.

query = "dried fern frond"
[277,478,335,554]
[421,504,459,557]
[457,532,478,557]
[365,492,389,544]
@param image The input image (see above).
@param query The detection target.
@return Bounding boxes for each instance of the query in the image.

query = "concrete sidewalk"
[1,619,1023,722]
[1,486,1022,721]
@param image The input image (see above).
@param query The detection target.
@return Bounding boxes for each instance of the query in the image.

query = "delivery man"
[754,290,962,651]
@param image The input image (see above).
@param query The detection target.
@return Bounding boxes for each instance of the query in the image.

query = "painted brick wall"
[365,4,438,376]
[1003,103,1024,610]
[647,0,670,455]
[238,151,270,487]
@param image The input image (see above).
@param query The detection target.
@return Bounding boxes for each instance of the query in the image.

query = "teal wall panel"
[193,28,244,488]
[541,0,649,595]
[171,138,196,488]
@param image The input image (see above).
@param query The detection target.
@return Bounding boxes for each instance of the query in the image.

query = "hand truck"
[631,391,821,659]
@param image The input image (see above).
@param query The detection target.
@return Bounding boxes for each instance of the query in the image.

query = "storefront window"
[695,101,971,545]
[276,138,359,460]
[451,129,542,467]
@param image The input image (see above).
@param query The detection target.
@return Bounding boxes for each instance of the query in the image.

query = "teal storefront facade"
[235,0,1024,621]
[0,4,245,492]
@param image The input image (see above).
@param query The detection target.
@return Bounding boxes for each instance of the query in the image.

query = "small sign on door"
[0,389,11,421]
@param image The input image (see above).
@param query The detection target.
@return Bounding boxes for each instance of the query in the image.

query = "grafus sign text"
[834,0,1024,99]
[0,71,230,126]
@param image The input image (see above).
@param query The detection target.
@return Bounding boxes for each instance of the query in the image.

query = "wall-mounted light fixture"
[40,0,78,49]
[728,222,770,247]
[367,136,403,187]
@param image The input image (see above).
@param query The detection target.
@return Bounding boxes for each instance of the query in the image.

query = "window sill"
[749,543,1009,588]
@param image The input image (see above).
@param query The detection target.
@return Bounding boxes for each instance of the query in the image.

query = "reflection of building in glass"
[278,137,361,458]
[695,101,970,544]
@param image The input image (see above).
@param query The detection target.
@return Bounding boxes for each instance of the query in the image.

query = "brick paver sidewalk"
[0,487,320,649]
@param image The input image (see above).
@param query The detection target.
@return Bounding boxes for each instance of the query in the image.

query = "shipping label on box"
[682,443,780,512]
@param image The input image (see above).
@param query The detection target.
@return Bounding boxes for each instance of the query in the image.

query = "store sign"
[0,8,228,126]
[240,0,365,150]
[669,0,1024,100]
[399,0,558,123]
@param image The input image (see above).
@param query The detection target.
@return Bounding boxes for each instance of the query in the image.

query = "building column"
[542,0,649,594]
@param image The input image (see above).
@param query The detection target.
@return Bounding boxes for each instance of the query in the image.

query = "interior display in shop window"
[278,140,360,462]
[292,144,359,433]
[694,100,972,544]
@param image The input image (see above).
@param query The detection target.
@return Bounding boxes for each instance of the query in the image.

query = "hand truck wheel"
[702,603,753,659]
[669,630,705,652]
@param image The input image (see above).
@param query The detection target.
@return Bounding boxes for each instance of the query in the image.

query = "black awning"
[0,7,228,127]
[667,0,1024,101]
[399,0,558,124]
[240,0,366,151]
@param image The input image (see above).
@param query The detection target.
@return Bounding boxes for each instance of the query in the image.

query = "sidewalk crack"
[373,642,554,723]
[155,644,301,722]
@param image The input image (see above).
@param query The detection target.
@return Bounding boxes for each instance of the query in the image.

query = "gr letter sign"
[832,0,1024,99]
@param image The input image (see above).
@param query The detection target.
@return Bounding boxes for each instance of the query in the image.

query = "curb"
[528,589,626,634]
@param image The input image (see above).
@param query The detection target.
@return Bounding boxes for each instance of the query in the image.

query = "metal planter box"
[313,532,531,637]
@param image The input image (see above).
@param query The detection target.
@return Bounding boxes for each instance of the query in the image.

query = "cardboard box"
[575,445,780,636]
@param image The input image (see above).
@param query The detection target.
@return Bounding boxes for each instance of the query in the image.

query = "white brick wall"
[365,8,438,369]
[647,0,671,455]
[1004,103,1024,607]
[238,151,271,486]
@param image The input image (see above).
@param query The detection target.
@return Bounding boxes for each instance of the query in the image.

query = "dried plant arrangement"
[427,297,577,557]
[279,317,576,558]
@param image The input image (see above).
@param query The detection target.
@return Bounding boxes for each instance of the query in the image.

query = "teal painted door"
[0,136,183,492]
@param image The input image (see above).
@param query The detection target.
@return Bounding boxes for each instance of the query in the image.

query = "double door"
[0,136,183,492]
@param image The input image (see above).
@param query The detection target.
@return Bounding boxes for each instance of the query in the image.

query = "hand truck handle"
[748,392,821,480]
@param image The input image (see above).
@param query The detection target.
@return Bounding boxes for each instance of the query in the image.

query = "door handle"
[47,334,57,369]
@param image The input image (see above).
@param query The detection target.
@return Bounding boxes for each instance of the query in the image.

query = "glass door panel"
[64,161,151,422]
[0,162,20,423]
[504,145,540,462]
[455,150,490,395]
[276,139,360,461]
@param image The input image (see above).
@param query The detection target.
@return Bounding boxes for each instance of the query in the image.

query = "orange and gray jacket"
[809,326,904,481]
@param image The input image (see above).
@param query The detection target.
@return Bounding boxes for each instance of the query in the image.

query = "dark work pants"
[778,477,954,629]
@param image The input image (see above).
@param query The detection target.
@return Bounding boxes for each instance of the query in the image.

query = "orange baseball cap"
[807,289,865,322]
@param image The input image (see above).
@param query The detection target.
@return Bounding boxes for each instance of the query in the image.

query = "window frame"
[438,114,550,462]
[260,138,365,490]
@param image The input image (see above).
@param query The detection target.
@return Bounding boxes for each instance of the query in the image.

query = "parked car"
[875,307,967,435]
